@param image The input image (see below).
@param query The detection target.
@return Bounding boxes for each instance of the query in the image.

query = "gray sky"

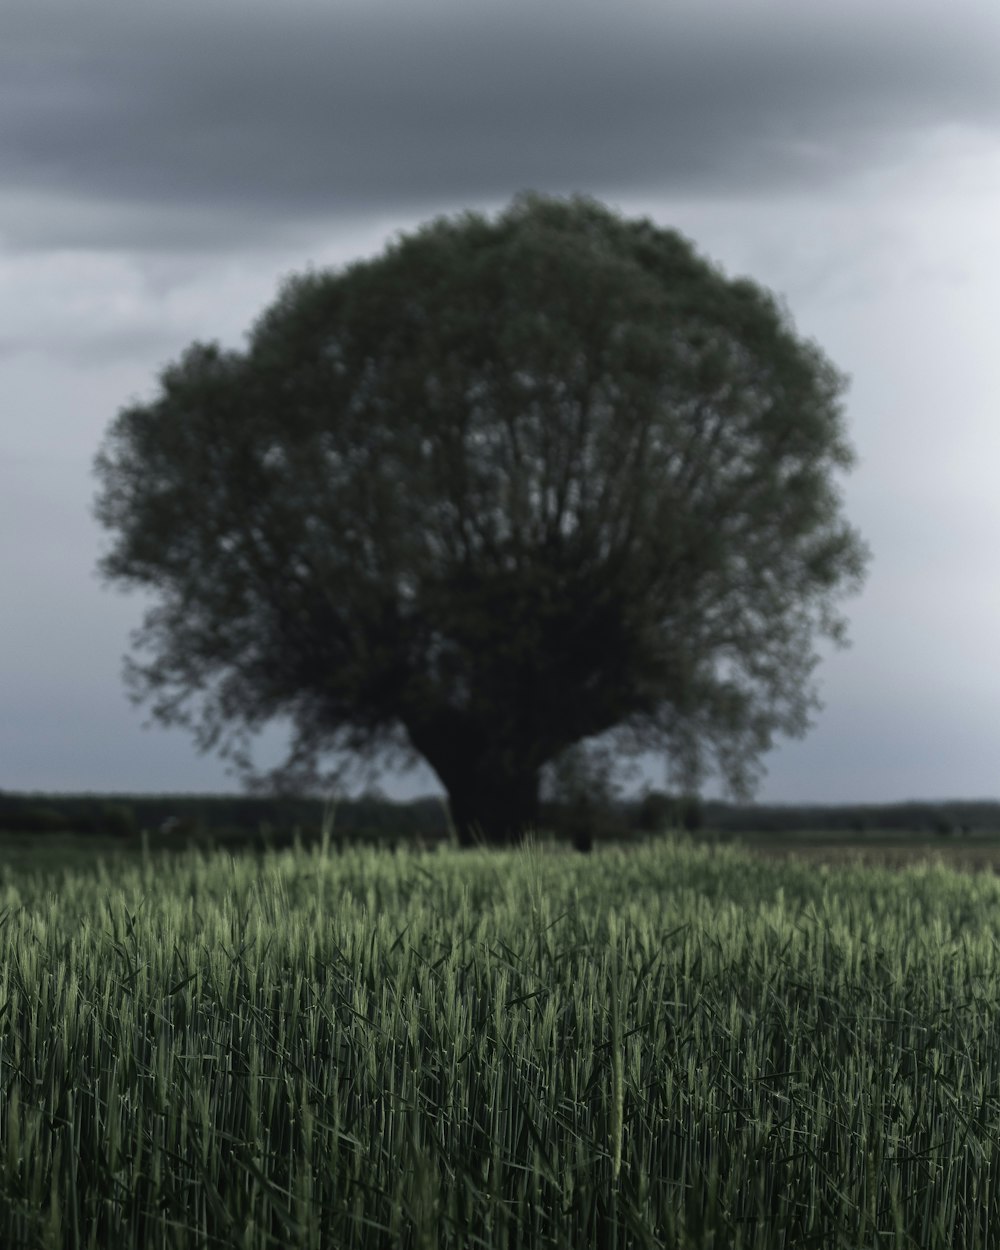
[3,0,1000,805]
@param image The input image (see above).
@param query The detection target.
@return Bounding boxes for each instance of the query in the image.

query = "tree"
[92,191,869,848]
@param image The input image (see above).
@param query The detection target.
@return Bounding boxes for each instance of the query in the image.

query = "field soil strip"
[713,833,1000,876]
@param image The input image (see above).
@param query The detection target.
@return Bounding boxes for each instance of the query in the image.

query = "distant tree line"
[703,801,987,837]
[0,791,447,844]
[0,790,994,845]
[0,788,688,843]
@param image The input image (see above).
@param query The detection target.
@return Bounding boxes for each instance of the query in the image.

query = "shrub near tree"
[632,789,703,836]
[92,192,869,848]
[538,739,638,851]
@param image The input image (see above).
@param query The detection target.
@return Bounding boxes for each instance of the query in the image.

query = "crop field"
[704,828,1000,879]
[2,831,1000,1248]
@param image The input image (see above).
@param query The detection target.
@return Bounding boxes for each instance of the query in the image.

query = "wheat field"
[0,830,998,1248]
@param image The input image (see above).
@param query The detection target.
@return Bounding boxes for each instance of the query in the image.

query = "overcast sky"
[3,0,1000,806]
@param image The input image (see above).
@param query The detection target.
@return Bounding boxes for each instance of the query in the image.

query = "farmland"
[1,830,999,1248]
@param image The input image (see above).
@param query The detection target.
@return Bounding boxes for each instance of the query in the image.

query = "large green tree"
[92,191,869,847]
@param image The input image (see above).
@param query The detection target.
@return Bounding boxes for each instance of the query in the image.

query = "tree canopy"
[92,191,870,846]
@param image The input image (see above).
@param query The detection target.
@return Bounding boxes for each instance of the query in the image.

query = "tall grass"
[0,832,999,1247]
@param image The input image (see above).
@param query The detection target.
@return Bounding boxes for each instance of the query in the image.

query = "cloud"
[2,0,998,251]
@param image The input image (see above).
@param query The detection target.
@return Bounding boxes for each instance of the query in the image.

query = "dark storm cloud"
[2,0,998,251]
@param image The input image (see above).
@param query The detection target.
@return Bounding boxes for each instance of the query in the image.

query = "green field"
[1,831,999,1248]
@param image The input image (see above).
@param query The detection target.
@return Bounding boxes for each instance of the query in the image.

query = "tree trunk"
[404,712,543,847]
[443,762,542,848]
